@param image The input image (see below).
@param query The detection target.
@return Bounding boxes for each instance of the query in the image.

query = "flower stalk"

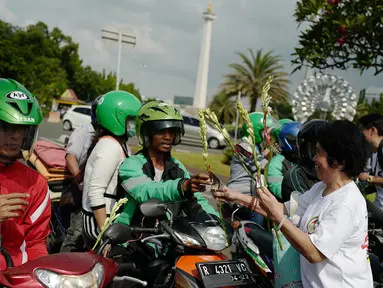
[260,76,283,250]
[198,109,210,172]
[92,198,129,251]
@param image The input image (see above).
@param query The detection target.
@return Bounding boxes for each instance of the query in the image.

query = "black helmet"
[297,119,328,175]
[91,95,103,124]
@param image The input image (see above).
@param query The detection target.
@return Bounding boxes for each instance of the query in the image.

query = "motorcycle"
[229,207,274,288]
[0,237,147,288]
[100,199,258,288]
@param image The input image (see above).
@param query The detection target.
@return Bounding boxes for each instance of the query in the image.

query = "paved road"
[38,120,223,155]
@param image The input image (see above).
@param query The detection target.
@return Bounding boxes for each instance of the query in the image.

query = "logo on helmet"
[97,96,105,105]
[6,91,31,100]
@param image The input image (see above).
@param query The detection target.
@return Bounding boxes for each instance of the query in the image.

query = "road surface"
[38,120,223,155]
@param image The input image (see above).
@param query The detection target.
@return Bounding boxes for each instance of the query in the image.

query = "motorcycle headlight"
[192,225,229,251]
[35,262,104,288]
[174,231,202,248]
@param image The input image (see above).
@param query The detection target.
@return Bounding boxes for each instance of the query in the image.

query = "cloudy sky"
[1,0,382,104]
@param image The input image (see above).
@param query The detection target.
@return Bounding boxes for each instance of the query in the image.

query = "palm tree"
[209,92,237,124]
[220,49,289,112]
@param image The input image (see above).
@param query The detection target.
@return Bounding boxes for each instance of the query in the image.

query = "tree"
[270,102,294,120]
[292,0,383,75]
[0,19,141,109]
[220,49,289,112]
[208,92,237,124]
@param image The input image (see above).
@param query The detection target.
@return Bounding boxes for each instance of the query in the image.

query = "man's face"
[149,128,176,153]
[0,123,26,158]
[361,127,375,144]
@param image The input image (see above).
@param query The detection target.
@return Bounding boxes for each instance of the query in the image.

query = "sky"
[1,0,382,104]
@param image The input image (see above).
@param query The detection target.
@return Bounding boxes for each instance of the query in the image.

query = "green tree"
[220,49,289,112]
[208,92,236,124]
[0,19,141,108]
[270,102,294,120]
[292,0,383,75]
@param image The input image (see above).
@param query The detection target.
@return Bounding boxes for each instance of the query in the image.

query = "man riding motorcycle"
[117,101,218,228]
[0,78,51,270]
[281,119,328,202]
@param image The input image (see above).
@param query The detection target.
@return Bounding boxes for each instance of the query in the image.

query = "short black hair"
[359,113,383,136]
[318,120,369,178]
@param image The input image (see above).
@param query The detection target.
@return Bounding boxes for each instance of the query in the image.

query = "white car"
[62,105,92,131]
[181,113,226,149]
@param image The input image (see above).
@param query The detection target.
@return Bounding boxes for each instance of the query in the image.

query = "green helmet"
[0,78,43,155]
[136,101,185,146]
[242,112,280,144]
[96,90,142,137]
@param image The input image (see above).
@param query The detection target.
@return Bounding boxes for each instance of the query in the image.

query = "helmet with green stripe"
[242,112,280,144]
[136,101,185,147]
[0,78,43,162]
[96,90,142,137]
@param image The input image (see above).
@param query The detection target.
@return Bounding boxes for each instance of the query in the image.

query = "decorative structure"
[292,72,357,122]
[193,0,216,109]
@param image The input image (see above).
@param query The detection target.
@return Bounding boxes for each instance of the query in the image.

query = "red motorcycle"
[0,240,147,287]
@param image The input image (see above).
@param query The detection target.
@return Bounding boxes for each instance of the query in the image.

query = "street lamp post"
[101,27,136,90]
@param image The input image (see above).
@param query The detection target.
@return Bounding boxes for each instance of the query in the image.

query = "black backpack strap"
[377,140,383,170]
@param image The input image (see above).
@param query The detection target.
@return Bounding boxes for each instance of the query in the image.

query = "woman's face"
[150,128,175,153]
[313,143,336,181]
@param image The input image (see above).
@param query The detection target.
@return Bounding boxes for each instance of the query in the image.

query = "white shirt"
[82,137,127,215]
[66,123,95,167]
[287,181,373,288]
[154,167,164,182]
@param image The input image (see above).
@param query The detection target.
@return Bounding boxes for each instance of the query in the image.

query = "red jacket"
[0,161,51,270]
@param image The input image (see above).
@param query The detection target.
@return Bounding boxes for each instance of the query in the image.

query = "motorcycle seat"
[245,224,273,259]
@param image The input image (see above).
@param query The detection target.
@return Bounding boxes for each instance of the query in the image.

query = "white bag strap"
[289,191,301,216]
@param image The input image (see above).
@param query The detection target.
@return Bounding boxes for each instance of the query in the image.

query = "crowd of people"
[1,77,383,287]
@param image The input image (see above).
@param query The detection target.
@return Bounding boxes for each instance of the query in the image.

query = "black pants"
[59,184,86,252]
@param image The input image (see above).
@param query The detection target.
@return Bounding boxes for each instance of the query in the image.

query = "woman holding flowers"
[213,120,373,287]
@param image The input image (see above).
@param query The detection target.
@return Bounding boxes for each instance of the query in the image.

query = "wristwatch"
[367,176,374,183]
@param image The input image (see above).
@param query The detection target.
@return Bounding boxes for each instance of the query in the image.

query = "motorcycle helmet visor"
[141,120,185,146]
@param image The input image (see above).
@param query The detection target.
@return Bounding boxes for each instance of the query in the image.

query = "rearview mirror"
[140,199,168,217]
[103,223,133,245]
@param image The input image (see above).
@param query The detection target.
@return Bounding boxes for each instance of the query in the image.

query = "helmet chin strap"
[0,154,17,166]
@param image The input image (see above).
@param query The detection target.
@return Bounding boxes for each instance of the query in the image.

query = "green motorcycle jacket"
[266,154,293,201]
[116,149,218,226]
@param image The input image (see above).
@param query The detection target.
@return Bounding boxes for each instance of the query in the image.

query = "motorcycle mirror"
[140,199,168,218]
[103,223,133,245]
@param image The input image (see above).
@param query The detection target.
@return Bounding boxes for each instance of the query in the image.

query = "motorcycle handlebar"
[129,227,161,234]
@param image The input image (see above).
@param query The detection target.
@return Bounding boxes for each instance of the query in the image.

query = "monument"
[193,1,216,109]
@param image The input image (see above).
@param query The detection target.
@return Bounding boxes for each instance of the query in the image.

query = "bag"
[59,183,82,209]
[273,191,303,288]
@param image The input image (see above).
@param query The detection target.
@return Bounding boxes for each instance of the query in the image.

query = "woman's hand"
[212,186,240,203]
[257,187,284,223]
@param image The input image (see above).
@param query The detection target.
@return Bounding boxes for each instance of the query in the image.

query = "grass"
[131,146,230,178]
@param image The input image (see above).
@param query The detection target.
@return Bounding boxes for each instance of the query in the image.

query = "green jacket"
[267,154,293,200]
[116,149,218,226]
